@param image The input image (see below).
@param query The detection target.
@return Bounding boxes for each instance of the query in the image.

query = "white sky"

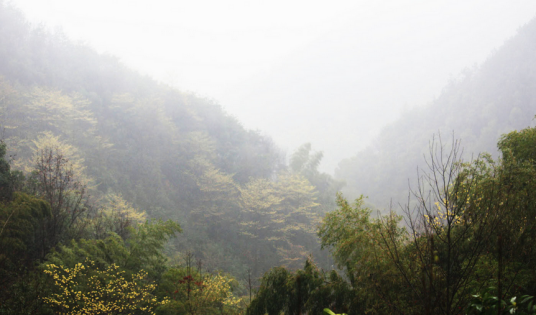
[7,0,536,172]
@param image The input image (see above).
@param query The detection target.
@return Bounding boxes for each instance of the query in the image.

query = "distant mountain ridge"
[336,16,536,210]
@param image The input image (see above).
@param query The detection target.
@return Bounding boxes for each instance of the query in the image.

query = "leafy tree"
[26,144,93,256]
[240,173,320,272]
[321,128,536,314]
[323,309,348,315]
[45,219,182,283]
[466,288,536,315]
[0,192,52,314]
[365,134,536,315]
[90,193,147,240]
[247,258,351,315]
[318,193,402,314]
[290,143,345,214]
[498,122,536,164]
[0,141,16,201]
[0,192,51,263]
[158,269,242,315]
[247,266,291,315]
[290,143,324,177]
[156,251,243,315]
[491,124,536,296]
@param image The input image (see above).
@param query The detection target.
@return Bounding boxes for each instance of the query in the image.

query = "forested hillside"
[0,3,344,312]
[249,124,536,314]
[3,0,536,314]
[336,17,536,210]
[246,20,536,313]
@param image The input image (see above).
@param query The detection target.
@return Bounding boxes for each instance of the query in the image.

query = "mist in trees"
[1,1,536,314]
[336,16,536,210]
[247,125,536,315]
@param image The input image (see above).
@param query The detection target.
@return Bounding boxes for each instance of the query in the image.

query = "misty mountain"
[217,1,536,173]
[3,1,536,313]
[0,2,342,280]
[336,16,536,210]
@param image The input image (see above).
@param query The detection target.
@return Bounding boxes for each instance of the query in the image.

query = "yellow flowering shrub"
[200,273,243,309]
[43,260,168,315]
[159,267,243,315]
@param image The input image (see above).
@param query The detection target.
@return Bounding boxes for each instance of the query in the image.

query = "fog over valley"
[9,0,536,172]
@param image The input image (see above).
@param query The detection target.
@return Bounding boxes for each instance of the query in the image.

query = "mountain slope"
[336,17,536,209]
[0,1,330,279]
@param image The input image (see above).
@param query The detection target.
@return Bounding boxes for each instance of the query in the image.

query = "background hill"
[0,2,340,280]
[336,17,536,210]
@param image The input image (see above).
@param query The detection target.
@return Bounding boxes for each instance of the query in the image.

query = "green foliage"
[0,192,51,262]
[498,122,536,164]
[290,143,345,214]
[315,126,536,314]
[45,219,182,282]
[318,193,403,314]
[324,308,348,315]
[0,140,25,202]
[125,219,182,279]
[466,288,536,315]
[91,193,148,240]
[247,259,352,315]
[240,173,321,271]
[319,194,380,272]
[0,141,13,201]
[36,219,181,314]
[290,143,323,176]
[0,192,52,314]
[157,267,242,315]
[247,266,291,315]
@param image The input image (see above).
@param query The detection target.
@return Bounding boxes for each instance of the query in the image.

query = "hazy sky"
[8,0,536,172]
